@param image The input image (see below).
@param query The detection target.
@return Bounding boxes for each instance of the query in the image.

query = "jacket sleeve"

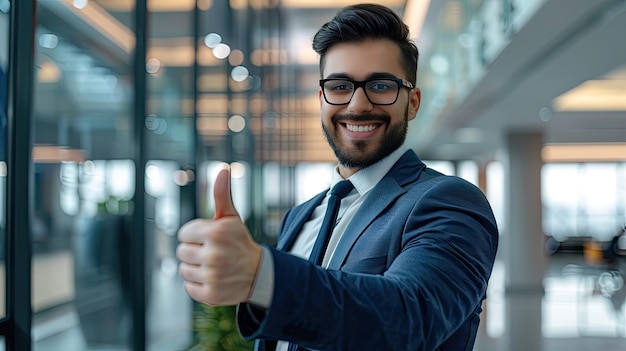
[238,176,499,350]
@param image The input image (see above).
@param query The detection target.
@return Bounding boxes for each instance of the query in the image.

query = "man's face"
[319,39,421,171]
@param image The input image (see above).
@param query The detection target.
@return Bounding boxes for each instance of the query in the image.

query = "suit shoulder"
[411,168,487,198]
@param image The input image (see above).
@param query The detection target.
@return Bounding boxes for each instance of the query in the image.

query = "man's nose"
[347,87,374,113]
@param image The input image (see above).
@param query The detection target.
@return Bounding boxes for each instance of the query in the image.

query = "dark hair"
[312,3,419,85]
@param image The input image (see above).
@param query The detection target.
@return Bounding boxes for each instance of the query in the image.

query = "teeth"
[346,124,377,132]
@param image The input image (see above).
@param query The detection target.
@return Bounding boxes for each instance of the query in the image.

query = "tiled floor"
[474,253,626,351]
[20,253,626,351]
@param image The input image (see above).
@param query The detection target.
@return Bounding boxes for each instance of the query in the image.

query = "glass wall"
[32,0,136,348]
[143,1,196,349]
[543,163,626,243]
[483,160,626,340]
[6,1,293,349]
[25,0,197,349]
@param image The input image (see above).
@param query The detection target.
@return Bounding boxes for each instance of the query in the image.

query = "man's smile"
[339,121,384,139]
[345,123,379,132]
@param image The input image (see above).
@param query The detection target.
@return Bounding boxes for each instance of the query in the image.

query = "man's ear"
[319,88,324,107]
[408,87,421,121]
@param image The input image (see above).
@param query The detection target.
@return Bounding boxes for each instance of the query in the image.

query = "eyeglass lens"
[322,79,400,105]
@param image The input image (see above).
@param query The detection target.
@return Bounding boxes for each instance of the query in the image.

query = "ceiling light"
[231,66,249,82]
[73,0,88,9]
[213,43,231,60]
[146,58,162,74]
[542,143,626,162]
[39,34,59,49]
[204,33,222,48]
[228,115,246,133]
[553,66,626,111]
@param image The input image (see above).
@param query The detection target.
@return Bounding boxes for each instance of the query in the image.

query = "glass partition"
[143,1,197,349]
[32,0,135,349]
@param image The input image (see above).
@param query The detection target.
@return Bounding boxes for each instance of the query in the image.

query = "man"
[177,4,499,350]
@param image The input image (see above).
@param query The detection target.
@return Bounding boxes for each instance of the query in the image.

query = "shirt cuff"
[247,245,275,308]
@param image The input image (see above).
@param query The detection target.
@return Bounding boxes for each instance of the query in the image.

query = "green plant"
[187,303,254,351]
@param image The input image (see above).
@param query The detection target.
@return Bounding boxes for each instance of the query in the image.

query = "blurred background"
[1,0,625,350]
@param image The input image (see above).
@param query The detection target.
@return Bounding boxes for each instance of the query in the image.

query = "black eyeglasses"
[319,77,414,106]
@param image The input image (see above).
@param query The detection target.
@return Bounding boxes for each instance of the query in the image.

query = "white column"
[503,131,546,351]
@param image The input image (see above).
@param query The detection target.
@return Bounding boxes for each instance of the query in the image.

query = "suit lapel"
[326,175,403,270]
[277,151,426,265]
[327,151,425,270]
[276,191,327,251]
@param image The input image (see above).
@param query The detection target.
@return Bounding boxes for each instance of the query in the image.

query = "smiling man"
[319,38,420,177]
[177,4,499,351]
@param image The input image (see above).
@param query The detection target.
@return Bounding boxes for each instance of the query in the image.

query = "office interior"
[1,0,625,350]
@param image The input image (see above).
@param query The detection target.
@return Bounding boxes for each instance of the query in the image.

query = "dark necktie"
[288,180,354,351]
[309,179,354,266]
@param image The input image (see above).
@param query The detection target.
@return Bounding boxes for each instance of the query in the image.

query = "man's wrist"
[246,245,275,308]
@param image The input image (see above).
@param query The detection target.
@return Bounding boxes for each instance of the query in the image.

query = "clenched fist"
[176,167,263,306]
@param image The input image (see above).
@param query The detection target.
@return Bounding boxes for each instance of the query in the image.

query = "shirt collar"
[331,144,409,196]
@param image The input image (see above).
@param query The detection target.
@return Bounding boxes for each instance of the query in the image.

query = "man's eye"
[368,81,393,91]
[330,83,353,91]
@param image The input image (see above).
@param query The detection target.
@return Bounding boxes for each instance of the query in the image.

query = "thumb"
[213,167,239,219]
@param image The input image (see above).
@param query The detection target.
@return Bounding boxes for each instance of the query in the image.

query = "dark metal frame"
[2,0,36,349]
[131,0,148,349]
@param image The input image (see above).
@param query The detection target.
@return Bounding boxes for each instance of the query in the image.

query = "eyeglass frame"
[319,77,415,106]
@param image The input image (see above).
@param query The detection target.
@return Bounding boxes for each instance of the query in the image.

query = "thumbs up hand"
[176,168,262,306]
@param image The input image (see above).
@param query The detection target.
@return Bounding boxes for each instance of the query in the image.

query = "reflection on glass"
[146,160,180,235]
[31,161,133,350]
[145,160,191,350]
[0,5,9,321]
[31,0,134,347]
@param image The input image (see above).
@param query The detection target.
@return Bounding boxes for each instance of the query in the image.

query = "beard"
[322,110,409,169]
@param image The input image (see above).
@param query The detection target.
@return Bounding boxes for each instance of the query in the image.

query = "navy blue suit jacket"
[238,150,499,350]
